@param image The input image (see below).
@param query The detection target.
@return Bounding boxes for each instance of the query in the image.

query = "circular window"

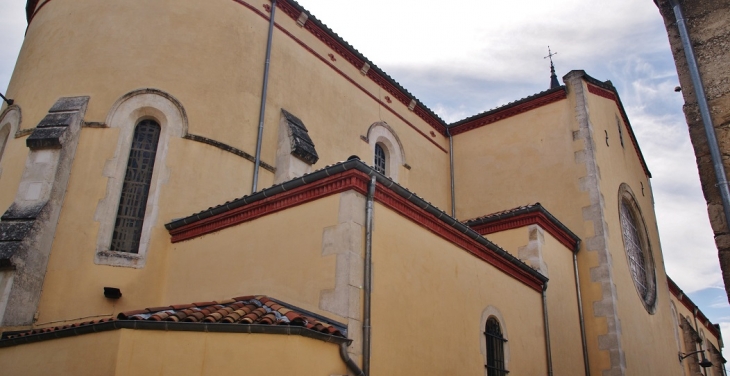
[618,184,656,313]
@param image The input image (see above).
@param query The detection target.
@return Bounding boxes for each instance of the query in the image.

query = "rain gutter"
[252,0,277,193]
[543,283,553,376]
[573,242,590,376]
[447,127,456,217]
[668,0,730,242]
[363,175,376,375]
[0,320,351,348]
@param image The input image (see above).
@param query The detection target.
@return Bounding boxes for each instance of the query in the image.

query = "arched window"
[485,317,508,376]
[110,119,161,253]
[0,124,10,164]
[374,143,387,174]
[618,184,656,312]
[365,122,405,182]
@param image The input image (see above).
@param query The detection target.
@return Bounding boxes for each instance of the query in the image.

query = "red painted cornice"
[586,83,652,178]
[667,276,721,339]
[469,211,579,252]
[449,89,567,136]
[169,168,545,292]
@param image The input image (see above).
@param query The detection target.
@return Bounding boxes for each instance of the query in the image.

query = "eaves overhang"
[464,203,581,252]
[448,86,568,135]
[166,158,549,291]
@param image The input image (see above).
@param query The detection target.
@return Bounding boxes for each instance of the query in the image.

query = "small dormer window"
[374,143,386,174]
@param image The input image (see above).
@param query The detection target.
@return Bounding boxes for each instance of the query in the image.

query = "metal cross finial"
[545,46,560,89]
[544,46,557,64]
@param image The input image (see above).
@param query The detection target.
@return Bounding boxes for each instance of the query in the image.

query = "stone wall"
[655,0,730,301]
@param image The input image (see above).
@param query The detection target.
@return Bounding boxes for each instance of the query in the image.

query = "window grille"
[374,143,386,174]
[619,199,655,306]
[110,119,161,253]
[485,317,508,376]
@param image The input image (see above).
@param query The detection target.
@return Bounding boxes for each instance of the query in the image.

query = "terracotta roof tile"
[5,296,345,341]
[117,296,344,337]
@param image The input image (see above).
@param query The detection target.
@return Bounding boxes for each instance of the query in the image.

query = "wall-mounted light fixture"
[103,287,122,299]
[679,350,713,368]
[0,92,13,106]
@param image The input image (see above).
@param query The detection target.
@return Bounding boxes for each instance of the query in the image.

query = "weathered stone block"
[0,242,20,260]
[37,112,73,128]
[1,202,46,221]
[49,96,90,113]
[26,127,67,149]
[0,221,34,241]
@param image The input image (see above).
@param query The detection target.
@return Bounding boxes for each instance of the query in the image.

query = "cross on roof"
[545,46,560,89]
[544,46,557,64]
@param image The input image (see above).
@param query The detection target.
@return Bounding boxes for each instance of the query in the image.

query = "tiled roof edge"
[0,320,351,349]
[577,71,652,178]
[166,158,548,285]
[667,276,722,341]
[464,203,581,251]
[277,0,447,128]
[449,86,567,129]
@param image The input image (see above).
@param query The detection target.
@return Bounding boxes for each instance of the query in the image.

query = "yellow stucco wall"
[486,226,586,375]
[1,0,454,329]
[585,86,682,376]
[5,0,451,211]
[115,330,346,375]
[453,99,585,225]
[165,195,341,320]
[0,330,121,375]
[0,329,346,376]
[371,204,548,375]
[452,79,686,375]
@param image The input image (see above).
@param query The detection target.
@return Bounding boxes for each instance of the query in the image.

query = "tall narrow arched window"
[374,143,387,174]
[110,119,161,253]
[485,317,508,376]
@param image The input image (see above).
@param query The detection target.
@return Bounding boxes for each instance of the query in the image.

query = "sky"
[1,0,729,359]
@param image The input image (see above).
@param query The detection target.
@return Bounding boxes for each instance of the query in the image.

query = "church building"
[0,0,724,375]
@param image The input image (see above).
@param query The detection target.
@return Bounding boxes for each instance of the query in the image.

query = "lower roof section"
[1,295,348,348]
[166,158,548,292]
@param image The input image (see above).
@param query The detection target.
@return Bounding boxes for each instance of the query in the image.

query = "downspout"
[542,282,553,376]
[573,243,590,376]
[339,342,365,376]
[363,175,376,375]
[251,0,277,193]
[668,0,730,242]
[447,127,456,218]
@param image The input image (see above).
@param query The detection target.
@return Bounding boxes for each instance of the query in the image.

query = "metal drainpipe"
[447,128,456,218]
[363,175,376,375]
[251,0,277,193]
[669,0,730,240]
[339,342,365,376]
[542,282,553,376]
[573,246,590,376]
